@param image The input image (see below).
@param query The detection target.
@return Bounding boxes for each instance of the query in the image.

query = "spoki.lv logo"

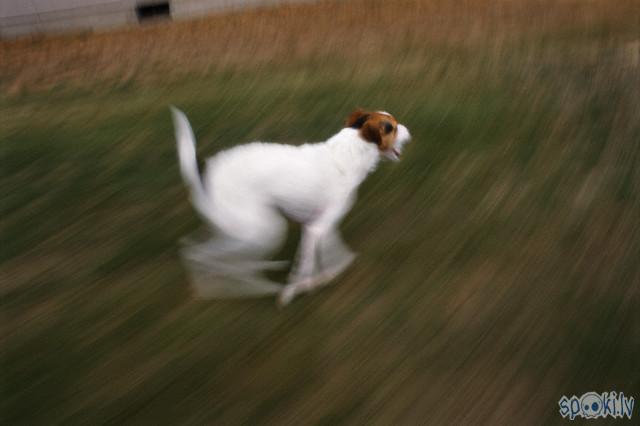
[559,391,634,420]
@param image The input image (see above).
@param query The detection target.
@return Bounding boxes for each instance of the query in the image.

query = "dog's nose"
[397,124,411,142]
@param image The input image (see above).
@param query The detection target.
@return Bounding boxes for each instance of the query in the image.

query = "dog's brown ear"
[360,120,382,145]
[346,108,370,129]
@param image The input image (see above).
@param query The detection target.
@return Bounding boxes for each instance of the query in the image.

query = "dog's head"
[346,109,411,161]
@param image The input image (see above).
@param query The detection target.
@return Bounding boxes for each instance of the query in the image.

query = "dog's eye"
[383,122,394,134]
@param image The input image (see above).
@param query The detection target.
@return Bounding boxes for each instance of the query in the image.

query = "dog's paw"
[278,284,297,307]
[278,275,317,307]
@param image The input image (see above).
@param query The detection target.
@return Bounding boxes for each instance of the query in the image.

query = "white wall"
[0,0,313,39]
[0,0,136,38]
[170,0,299,19]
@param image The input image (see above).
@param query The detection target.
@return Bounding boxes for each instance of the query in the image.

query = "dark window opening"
[136,2,171,23]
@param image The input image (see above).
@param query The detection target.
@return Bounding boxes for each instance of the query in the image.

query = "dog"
[171,107,411,305]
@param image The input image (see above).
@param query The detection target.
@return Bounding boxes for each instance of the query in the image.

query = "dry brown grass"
[1,0,638,94]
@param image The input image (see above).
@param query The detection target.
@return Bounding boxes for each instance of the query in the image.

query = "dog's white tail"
[170,106,215,226]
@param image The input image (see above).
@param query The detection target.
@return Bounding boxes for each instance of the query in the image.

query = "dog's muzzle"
[385,124,411,161]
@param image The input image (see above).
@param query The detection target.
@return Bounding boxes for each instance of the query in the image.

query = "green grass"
[2,2,640,424]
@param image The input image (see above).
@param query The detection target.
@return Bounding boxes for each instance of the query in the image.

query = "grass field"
[1,0,639,424]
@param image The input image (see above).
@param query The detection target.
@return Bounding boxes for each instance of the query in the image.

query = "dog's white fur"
[171,107,410,305]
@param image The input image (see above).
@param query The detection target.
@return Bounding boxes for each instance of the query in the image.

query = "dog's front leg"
[279,226,321,306]
[316,229,356,285]
[279,201,352,306]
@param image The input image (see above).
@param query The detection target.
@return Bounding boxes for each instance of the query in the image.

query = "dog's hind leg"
[183,207,289,298]
[185,261,283,299]
[182,236,287,270]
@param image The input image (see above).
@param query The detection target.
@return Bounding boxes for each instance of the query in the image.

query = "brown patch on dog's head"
[345,108,399,152]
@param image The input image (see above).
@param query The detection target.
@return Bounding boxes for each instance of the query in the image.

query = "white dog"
[171,107,410,305]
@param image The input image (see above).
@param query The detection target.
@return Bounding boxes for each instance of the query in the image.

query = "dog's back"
[205,141,336,223]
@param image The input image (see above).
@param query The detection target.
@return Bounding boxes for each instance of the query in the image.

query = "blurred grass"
[1,0,639,424]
